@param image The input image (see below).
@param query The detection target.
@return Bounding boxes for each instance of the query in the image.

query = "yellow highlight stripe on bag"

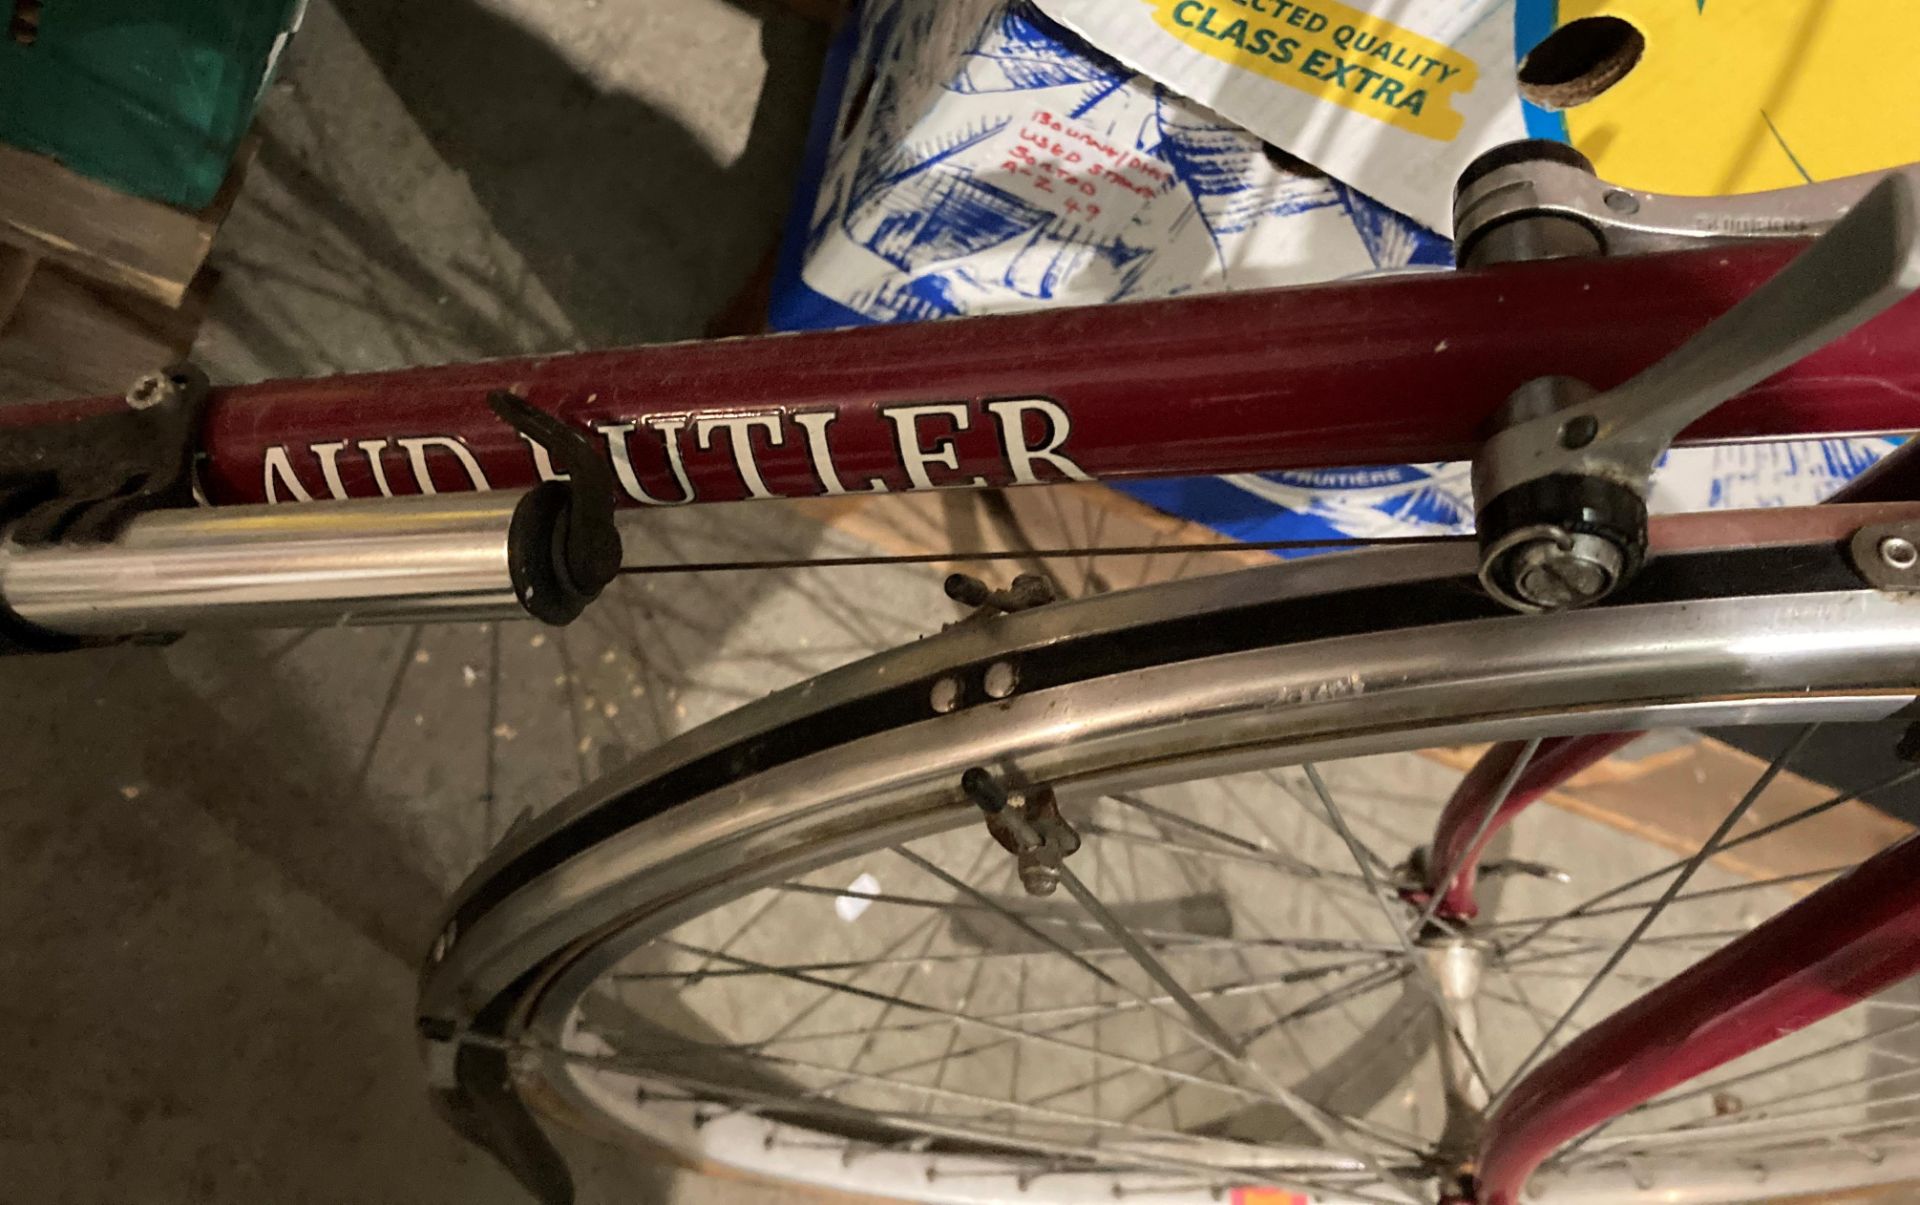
[1144,0,1478,140]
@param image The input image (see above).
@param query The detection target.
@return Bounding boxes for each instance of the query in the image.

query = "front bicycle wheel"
[421,506,1920,1205]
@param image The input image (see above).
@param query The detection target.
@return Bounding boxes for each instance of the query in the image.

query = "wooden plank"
[0,139,249,309]
[0,261,211,402]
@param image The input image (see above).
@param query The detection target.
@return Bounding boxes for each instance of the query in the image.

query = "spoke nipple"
[984,660,1019,699]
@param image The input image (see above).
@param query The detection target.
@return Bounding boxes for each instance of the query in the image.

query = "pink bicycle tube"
[1471,828,1920,1204]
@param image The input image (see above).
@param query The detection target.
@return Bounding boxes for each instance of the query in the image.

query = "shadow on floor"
[323,0,827,349]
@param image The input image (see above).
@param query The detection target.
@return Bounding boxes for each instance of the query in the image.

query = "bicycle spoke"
[1081,819,1378,886]
[1279,766,1400,877]
[1479,864,1849,931]
[772,873,1396,956]
[1102,793,1350,882]
[1499,928,1748,971]
[1046,962,1415,1122]
[1565,1118,1920,1170]
[549,629,594,786]
[654,938,1342,1116]
[1640,1015,1920,1119]
[1112,808,1387,1135]
[1056,864,1248,1060]
[350,625,422,792]
[1407,737,1542,939]
[836,868,981,1094]
[1574,1091,1920,1156]
[1303,763,1495,1099]
[693,889,985,1106]
[262,626,317,666]
[556,1028,1308,1162]
[1543,1013,1920,1168]
[1112,826,1184,1132]
[1502,761,1920,958]
[896,843,1409,1175]
[1490,965,1558,1040]
[1671,1063,1920,1133]
[617,936,1382,986]
[1058,857,1421,1187]
[1490,725,1818,1108]
[1213,777,1438,1039]
[480,622,504,846]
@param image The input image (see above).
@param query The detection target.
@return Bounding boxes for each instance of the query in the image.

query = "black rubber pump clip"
[488,390,623,625]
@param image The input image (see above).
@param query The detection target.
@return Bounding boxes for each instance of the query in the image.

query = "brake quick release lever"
[1454,141,1920,267]
[1463,151,1920,613]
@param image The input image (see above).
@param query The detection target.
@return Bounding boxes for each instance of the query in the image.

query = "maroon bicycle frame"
[15,240,1920,1200]
[9,243,1918,511]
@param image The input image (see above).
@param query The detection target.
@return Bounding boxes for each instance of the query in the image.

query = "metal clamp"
[1463,147,1920,612]
[1454,139,1920,269]
[0,365,214,652]
[0,364,210,546]
[489,391,623,625]
[963,767,1080,897]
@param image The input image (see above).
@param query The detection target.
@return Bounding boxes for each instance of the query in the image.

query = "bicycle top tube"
[5,241,1916,511]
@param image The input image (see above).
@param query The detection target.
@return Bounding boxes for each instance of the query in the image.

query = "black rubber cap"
[508,482,600,626]
[1477,473,1649,601]
[1454,138,1595,202]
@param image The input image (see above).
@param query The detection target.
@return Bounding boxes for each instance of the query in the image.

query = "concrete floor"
[0,1,840,1201]
[6,4,1919,1204]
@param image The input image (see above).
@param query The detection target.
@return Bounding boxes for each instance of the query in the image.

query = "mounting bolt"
[125,370,184,411]
[983,660,1019,699]
[1504,531,1625,610]
[945,573,993,608]
[961,766,1009,814]
[929,677,962,714]
[1879,536,1919,572]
